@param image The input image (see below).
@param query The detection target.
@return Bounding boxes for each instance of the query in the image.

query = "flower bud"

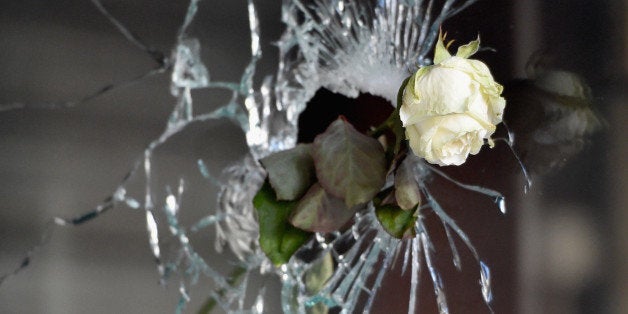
[400,34,505,166]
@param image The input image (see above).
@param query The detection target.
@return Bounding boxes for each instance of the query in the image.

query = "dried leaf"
[289,183,356,233]
[434,30,452,64]
[394,156,421,210]
[456,35,480,59]
[260,144,315,201]
[313,118,387,208]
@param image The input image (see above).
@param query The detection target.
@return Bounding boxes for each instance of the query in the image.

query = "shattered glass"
[1,0,538,313]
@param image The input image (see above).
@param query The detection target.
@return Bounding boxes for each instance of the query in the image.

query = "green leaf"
[260,144,315,201]
[375,203,417,239]
[253,182,312,265]
[394,155,421,210]
[313,118,387,208]
[456,35,480,59]
[289,183,357,233]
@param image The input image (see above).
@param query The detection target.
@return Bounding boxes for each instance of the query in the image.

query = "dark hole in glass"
[297,88,394,143]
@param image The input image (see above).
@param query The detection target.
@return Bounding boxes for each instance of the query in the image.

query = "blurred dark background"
[0,0,626,313]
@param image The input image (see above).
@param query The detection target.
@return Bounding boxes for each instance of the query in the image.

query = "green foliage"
[254,100,417,263]
[375,203,417,239]
[253,182,312,266]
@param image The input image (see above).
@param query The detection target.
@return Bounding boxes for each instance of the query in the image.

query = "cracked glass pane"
[0,0,622,313]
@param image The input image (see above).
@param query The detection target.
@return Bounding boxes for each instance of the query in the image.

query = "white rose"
[399,35,505,166]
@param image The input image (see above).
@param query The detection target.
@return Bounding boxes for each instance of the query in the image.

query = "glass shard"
[171,38,210,91]
[1,0,508,313]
